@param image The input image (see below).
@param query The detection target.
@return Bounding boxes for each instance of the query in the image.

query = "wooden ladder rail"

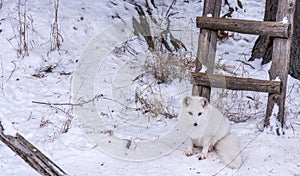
[192,0,296,132]
[192,0,222,100]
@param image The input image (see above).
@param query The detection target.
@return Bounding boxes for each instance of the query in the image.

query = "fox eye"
[198,112,202,116]
[188,112,193,116]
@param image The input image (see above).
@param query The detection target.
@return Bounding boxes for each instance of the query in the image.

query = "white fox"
[182,96,242,169]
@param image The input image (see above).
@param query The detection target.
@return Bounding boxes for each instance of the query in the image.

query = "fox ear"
[183,96,192,107]
[201,97,208,108]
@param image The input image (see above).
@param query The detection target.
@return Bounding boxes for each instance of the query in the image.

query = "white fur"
[181,96,242,169]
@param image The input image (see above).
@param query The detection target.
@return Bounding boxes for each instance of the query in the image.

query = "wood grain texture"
[265,0,295,129]
[196,16,290,38]
[191,72,281,93]
[0,122,67,176]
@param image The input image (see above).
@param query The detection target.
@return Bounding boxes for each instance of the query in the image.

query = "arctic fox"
[182,96,242,169]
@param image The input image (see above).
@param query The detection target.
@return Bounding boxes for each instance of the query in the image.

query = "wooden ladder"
[191,0,296,133]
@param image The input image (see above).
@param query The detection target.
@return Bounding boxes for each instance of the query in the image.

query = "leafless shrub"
[212,55,265,123]
[133,80,177,119]
[113,40,138,57]
[132,3,187,53]
[50,0,63,51]
[127,50,194,119]
[135,91,176,119]
[123,1,196,119]
[143,52,193,84]
[16,0,29,57]
[131,2,193,84]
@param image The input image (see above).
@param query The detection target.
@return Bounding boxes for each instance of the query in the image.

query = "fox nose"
[193,123,198,127]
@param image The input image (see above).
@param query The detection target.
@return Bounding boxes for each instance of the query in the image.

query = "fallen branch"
[32,100,81,106]
[0,121,67,176]
[234,60,255,69]
[32,94,137,110]
[32,94,105,107]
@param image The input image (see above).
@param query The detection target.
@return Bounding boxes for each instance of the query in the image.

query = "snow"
[281,16,289,24]
[274,76,281,82]
[0,0,300,175]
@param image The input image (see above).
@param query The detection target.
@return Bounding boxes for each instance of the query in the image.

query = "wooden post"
[290,0,300,79]
[265,0,295,132]
[192,0,222,101]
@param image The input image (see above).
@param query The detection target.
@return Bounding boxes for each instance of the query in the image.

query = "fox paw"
[198,153,207,160]
[185,150,193,156]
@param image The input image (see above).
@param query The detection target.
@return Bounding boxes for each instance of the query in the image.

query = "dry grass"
[143,52,193,84]
[134,85,176,119]
[17,0,29,57]
[50,0,63,51]
[129,51,194,119]
[6,0,34,58]
[124,1,197,119]
[212,53,266,123]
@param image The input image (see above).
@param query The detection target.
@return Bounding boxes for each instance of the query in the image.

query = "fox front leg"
[185,138,194,156]
[208,145,214,152]
[198,143,210,160]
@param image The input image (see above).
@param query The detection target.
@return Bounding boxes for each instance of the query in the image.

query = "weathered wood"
[196,16,290,38]
[0,122,67,176]
[192,0,222,101]
[250,0,300,78]
[265,0,295,130]
[191,72,281,93]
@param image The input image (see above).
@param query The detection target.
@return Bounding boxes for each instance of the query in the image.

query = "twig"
[165,0,176,17]
[51,106,73,133]
[234,60,255,69]
[32,94,137,110]
[17,0,29,57]
[7,61,17,81]
[50,0,63,51]
[32,100,82,106]
[32,94,104,106]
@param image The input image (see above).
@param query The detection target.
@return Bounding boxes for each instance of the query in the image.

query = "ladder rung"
[196,16,290,38]
[191,72,281,93]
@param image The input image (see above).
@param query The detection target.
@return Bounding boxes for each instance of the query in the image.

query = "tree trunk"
[250,0,300,80]
[248,0,278,64]
[289,0,300,78]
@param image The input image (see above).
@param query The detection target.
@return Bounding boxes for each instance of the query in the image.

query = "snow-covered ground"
[0,0,300,175]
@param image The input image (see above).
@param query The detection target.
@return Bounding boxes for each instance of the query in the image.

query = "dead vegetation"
[50,0,63,51]
[125,1,195,119]
[16,0,29,57]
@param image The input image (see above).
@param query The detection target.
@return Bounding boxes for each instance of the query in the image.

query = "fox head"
[182,96,210,127]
